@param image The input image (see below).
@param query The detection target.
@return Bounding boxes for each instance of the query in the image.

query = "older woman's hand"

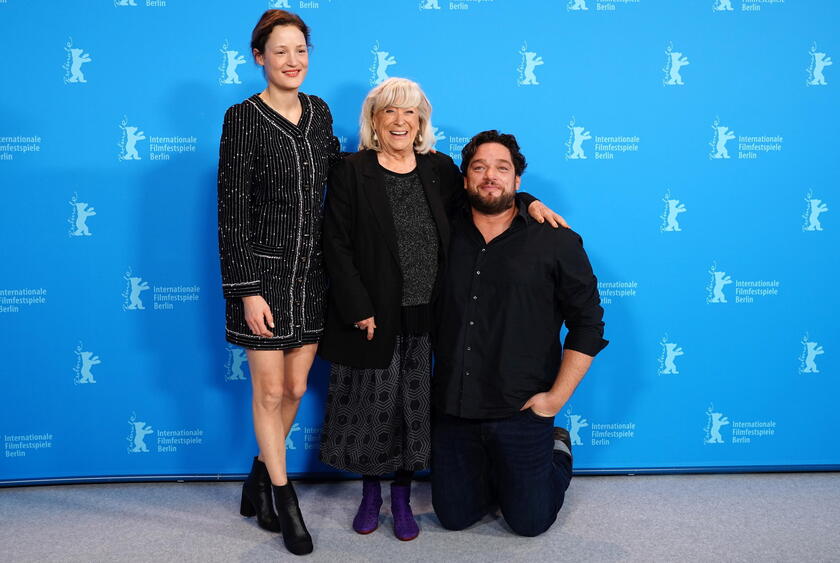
[528,200,569,229]
[354,317,377,341]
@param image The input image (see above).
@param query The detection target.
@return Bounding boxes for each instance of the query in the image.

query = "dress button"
[465,371,470,376]
[476,270,480,275]
[472,295,477,300]
[469,321,474,326]
[466,346,471,351]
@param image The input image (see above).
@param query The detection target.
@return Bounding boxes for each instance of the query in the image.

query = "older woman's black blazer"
[318,149,463,369]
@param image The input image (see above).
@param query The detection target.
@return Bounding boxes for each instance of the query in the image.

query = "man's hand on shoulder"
[527,200,570,229]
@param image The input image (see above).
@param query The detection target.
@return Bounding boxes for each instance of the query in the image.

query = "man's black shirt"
[433,196,608,419]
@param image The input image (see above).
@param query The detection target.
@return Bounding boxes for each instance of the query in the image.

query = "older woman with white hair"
[317,78,563,541]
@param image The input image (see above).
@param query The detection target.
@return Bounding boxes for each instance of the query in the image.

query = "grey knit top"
[381,166,439,307]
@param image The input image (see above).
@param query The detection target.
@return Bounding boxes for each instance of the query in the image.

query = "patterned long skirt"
[319,334,432,475]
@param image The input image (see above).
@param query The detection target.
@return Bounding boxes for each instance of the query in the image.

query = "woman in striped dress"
[216,9,338,556]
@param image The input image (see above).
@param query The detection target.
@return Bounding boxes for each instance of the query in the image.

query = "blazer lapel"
[359,151,401,266]
[416,154,451,259]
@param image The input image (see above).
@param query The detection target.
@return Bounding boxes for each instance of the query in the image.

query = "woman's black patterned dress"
[217,93,340,350]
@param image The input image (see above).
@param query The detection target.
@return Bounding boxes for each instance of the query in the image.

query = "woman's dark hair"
[460,130,528,176]
[251,9,311,59]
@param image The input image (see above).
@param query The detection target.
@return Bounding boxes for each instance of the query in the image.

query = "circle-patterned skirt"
[319,335,432,475]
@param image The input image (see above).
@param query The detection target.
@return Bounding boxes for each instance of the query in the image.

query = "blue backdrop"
[1,0,837,485]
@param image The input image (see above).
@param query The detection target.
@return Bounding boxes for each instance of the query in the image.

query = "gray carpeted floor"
[1,473,839,562]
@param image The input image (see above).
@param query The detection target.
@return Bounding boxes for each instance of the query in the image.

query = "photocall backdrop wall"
[0,0,837,485]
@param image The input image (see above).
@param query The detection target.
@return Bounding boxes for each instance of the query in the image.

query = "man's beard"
[467,187,516,215]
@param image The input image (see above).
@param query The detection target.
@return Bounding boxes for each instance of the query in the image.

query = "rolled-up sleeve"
[217,104,261,299]
[555,230,608,356]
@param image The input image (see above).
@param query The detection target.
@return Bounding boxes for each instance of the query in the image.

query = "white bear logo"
[64,39,92,84]
[712,0,734,11]
[803,193,829,232]
[419,0,441,9]
[268,0,291,7]
[517,42,544,86]
[119,117,146,161]
[567,0,589,11]
[658,336,684,375]
[219,41,246,85]
[73,202,96,236]
[807,43,832,86]
[661,190,687,232]
[74,343,101,385]
[704,406,729,444]
[799,335,825,374]
[565,409,589,446]
[370,42,397,86]
[663,44,689,86]
[285,423,302,450]
[68,193,96,237]
[706,263,732,304]
[225,345,248,381]
[114,0,139,5]
[565,117,591,160]
[709,119,736,159]
[123,269,151,310]
[127,413,154,453]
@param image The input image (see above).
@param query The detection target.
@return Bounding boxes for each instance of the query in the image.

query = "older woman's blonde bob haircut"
[358,77,435,155]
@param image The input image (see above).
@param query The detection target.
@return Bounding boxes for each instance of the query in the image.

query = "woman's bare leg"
[247,349,289,486]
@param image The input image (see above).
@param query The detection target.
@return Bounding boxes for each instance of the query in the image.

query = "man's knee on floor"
[433,501,485,531]
[504,511,557,537]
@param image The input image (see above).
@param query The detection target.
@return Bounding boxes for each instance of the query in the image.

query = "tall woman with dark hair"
[217,9,339,556]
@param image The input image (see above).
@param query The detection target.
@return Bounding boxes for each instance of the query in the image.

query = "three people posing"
[218,8,603,557]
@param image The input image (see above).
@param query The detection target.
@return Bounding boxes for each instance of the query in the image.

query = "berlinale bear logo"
[63,38,92,84]
[663,43,689,86]
[370,41,397,86]
[704,405,729,444]
[219,40,246,85]
[127,412,154,453]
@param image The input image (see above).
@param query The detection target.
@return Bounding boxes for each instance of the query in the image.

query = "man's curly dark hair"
[460,130,528,177]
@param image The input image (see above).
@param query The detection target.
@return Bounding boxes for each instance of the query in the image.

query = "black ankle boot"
[272,481,313,556]
[239,457,282,533]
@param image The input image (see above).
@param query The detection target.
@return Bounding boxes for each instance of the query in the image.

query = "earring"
[416,133,423,144]
[372,131,379,147]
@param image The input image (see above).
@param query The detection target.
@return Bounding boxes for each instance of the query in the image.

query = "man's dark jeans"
[431,410,572,537]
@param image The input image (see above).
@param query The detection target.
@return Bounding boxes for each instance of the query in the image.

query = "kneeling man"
[431,130,607,537]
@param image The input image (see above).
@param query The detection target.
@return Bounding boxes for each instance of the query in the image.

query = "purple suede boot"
[390,483,420,541]
[353,479,383,534]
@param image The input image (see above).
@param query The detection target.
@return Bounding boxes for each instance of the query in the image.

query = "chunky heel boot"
[273,482,314,556]
[240,457,281,532]
[390,483,419,541]
[352,479,383,534]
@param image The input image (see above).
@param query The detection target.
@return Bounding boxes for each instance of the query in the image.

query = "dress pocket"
[251,241,287,259]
